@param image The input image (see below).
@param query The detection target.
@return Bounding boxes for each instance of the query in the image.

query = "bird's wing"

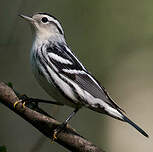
[46,43,124,112]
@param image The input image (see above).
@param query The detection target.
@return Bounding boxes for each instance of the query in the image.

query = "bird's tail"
[89,102,149,137]
[122,114,149,138]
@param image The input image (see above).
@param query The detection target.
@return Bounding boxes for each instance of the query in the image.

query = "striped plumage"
[20,12,148,138]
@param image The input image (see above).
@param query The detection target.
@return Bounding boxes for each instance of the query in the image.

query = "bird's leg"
[13,94,64,109]
[52,108,79,140]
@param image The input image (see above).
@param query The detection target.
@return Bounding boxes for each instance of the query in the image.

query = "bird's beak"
[19,14,35,23]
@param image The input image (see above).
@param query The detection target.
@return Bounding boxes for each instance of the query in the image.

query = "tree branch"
[0,82,104,152]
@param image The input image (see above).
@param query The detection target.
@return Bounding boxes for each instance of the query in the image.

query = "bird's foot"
[13,95,30,108]
[51,123,67,142]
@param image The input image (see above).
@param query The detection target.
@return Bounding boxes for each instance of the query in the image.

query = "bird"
[18,12,148,139]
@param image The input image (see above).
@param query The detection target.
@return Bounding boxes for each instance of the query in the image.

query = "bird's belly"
[32,64,77,108]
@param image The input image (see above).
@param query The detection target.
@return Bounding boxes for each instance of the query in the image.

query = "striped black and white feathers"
[21,12,149,138]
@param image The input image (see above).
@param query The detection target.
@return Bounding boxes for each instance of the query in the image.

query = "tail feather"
[123,115,149,138]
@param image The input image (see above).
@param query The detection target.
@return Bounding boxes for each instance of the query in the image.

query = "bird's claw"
[51,129,58,143]
[53,130,58,140]
[13,100,26,108]
[13,95,30,109]
[13,100,24,108]
[13,100,20,108]
[51,123,67,143]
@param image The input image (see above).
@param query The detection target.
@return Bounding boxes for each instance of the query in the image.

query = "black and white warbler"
[19,12,148,139]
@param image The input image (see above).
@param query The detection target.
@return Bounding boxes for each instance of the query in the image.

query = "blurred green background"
[0,0,152,152]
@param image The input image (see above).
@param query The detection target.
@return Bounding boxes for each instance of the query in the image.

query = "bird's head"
[19,13,64,40]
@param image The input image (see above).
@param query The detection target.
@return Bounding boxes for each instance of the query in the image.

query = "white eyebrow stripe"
[48,52,73,64]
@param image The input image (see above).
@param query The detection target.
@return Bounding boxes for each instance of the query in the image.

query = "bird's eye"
[41,17,48,23]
